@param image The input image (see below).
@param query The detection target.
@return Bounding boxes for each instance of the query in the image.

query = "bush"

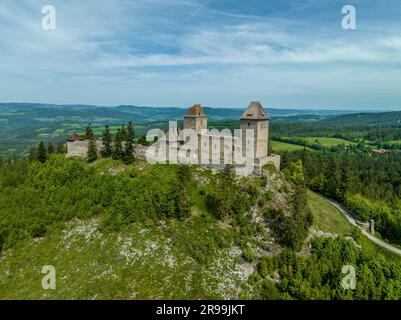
[30,224,47,238]
[351,226,363,243]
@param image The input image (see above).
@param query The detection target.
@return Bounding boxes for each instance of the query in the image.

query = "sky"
[0,0,400,109]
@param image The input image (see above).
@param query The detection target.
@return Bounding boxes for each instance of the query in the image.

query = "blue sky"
[0,0,400,109]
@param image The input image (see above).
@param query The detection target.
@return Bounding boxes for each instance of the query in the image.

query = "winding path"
[314,192,401,257]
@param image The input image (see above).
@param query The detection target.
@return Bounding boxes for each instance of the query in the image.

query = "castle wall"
[66,140,147,160]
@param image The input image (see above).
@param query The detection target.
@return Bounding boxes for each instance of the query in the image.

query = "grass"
[271,140,312,152]
[280,136,355,148]
[301,137,355,147]
[308,191,352,235]
[388,140,401,145]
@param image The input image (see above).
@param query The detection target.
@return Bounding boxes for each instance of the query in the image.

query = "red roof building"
[66,133,82,142]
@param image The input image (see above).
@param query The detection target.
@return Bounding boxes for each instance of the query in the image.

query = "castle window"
[248,121,251,127]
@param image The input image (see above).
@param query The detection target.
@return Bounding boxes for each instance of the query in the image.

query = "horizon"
[0,101,398,112]
[1,0,400,109]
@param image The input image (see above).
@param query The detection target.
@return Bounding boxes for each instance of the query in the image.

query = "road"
[315,192,401,257]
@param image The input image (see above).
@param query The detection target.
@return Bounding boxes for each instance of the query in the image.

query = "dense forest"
[282,145,401,244]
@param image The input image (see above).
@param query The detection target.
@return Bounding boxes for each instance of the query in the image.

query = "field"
[302,137,354,146]
[308,191,352,235]
[283,136,355,148]
[270,141,312,152]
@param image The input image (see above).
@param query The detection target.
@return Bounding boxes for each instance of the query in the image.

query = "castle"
[66,101,280,174]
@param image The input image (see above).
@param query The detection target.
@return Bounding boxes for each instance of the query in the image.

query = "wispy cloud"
[0,0,400,109]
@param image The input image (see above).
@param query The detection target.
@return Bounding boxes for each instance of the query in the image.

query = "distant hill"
[0,102,363,123]
[319,111,401,127]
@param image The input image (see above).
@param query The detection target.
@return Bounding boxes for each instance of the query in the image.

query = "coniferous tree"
[323,155,339,198]
[138,135,149,146]
[112,128,123,160]
[339,148,350,203]
[27,147,37,162]
[56,143,66,154]
[87,137,98,163]
[37,141,47,163]
[87,127,98,163]
[47,142,55,155]
[123,121,135,164]
[121,125,127,139]
[101,125,113,158]
[85,124,94,140]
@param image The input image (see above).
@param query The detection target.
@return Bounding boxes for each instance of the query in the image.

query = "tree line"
[30,121,136,165]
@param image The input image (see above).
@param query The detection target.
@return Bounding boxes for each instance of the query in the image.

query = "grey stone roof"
[240,101,269,120]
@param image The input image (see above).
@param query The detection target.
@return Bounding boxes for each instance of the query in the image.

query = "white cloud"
[0,0,400,108]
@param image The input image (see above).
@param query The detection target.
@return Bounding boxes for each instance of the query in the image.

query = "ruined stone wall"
[66,140,147,160]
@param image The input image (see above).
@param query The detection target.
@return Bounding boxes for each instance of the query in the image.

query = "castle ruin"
[66,101,280,174]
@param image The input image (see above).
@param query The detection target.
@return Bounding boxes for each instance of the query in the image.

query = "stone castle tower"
[240,101,269,159]
[183,104,208,134]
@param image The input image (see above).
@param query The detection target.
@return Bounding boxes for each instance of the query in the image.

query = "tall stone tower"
[240,101,269,159]
[184,104,208,134]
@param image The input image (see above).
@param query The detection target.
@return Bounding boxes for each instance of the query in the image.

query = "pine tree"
[47,142,55,155]
[85,124,94,140]
[112,128,123,160]
[324,155,339,198]
[27,147,37,162]
[86,126,97,163]
[121,125,126,137]
[87,135,98,163]
[56,143,66,154]
[37,141,47,163]
[339,148,350,203]
[101,125,113,158]
[123,121,135,164]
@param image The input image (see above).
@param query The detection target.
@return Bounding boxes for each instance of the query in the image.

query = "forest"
[281,144,401,244]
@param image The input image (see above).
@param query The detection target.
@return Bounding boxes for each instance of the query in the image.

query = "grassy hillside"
[0,216,258,299]
[308,191,353,235]
[0,156,291,299]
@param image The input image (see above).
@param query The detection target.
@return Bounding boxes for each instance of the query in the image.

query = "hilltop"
[1,156,401,299]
